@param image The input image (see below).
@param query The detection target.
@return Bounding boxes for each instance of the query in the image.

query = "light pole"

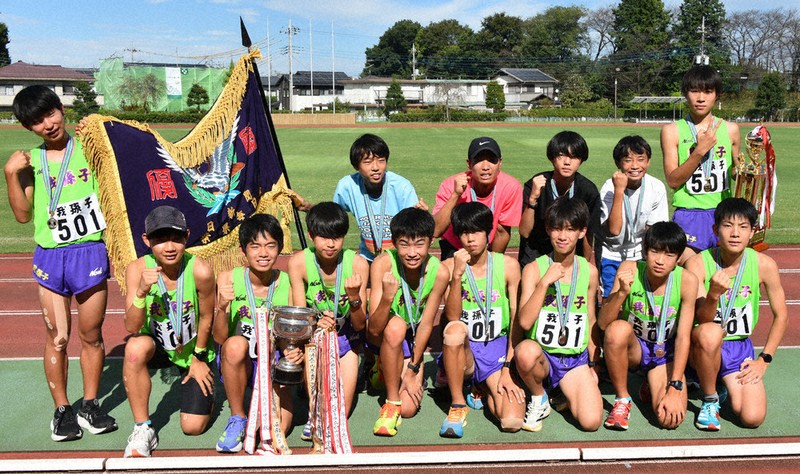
[614,67,620,121]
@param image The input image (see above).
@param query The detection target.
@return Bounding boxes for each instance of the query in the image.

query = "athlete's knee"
[124,335,154,364]
[692,323,723,350]
[221,336,249,363]
[382,317,407,347]
[603,320,632,348]
[514,340,541,371]
[443,321,467,346]
[500,416,523,432]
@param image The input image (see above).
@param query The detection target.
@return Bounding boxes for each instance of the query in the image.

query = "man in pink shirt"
[433,137,523,260]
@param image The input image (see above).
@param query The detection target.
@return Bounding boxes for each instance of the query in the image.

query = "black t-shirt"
[518,171,600,267]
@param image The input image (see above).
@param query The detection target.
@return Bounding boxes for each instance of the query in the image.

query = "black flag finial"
[240,17,252,48]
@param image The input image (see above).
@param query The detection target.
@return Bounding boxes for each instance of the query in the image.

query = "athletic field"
[1,122,798,252]
[2,122,799,472]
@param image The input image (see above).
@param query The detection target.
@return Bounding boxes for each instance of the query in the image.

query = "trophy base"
[752,241,769,252]
[272,368,305,385]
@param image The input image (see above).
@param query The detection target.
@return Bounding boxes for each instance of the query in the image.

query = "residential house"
[491,68,559,108]
[0,61,102,111]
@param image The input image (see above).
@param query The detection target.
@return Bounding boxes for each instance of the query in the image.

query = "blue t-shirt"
[333,171,419,261]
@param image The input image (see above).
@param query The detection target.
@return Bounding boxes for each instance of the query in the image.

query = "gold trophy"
[733,125,775,251]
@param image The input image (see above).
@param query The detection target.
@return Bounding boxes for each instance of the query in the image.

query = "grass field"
[1,122,798,253]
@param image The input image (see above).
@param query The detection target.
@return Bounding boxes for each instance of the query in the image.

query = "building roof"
[290,71,351,87]
[494,68,557,84]
[0,61,94,81]
[344,76,427,85]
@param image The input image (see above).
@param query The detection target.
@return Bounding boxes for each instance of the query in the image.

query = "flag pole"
[241,18,307,249]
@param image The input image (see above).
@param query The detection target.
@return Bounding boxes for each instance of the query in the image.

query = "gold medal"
[176,344,184,353]
[47,217,57,229]
[558,327,568,346]
[655,346,665,358]
[703,178,713,192]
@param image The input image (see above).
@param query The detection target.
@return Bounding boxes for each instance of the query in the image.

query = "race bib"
[687,157,727,195]
[535,311,586,350]
[715,304,754,337]
[627,312,677,343]
[150,311,197,351]
[461,306,503,342]
[50,193,106,244]
[236,320,257,359]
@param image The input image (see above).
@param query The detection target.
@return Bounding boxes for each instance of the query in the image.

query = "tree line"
[363,1,800,104]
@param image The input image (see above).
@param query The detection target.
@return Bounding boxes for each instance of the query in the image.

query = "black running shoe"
[51,405,83,442]
[77,399,118,435]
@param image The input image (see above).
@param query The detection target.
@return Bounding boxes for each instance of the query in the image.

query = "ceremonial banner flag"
[81,50,297,290]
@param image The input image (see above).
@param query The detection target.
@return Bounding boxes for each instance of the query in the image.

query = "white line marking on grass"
[780,269,800,273]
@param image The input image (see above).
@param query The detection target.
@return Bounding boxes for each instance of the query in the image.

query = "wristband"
[349,299,362,310]
[407,361,420,374]
[502,361,511,369]
[132,296,146,309]
[588,361,597,368]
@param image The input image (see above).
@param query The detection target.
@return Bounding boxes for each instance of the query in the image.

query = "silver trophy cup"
[271,305,317,385]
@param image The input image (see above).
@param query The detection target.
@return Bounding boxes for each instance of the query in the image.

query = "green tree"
[474,13,525,74]
[755,72,787,121]
[363,20,422,78]
[519,6,588,73]
[71,82,99,117]
[0,23,9,67]
[415,19,474,79]
[186,83,210,111]
[117,73,166,112]
[383,80,406,117]
[485,80,505,112]
[560,74,594,107]
[669,0,730,92]
[611,0,672,95]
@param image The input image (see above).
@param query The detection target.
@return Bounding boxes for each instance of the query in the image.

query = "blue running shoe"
[466,385,484,410]
[216,415,247,453]
[301,418,313,441]
[696,401,721,431]
[439,405,469,438]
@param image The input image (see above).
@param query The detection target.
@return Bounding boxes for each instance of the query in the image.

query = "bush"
[388,109,508,122]
[96,109,207,123]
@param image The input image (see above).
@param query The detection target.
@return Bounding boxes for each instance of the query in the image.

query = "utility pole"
[411,44,418,80]
[283,20,299,112]
[332,20,336,114]
[310,17,314,114]
[695,16,709,65]
[124,48,140,62]
[267,18,272,112]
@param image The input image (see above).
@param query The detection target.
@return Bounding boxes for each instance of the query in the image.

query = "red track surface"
[2,246,798,359]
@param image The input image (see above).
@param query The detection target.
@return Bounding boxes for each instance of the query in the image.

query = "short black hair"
[390,208,434,243]
[714,197,757,227]
[239,213,284,253]
[681,65,722,96]
[545,197,589,230]
[643,221,686,255]
[349,133,390,169]
[306,201,349,238]
[546,130,589,163]
[451,202,493,237]
[13,85,63,128]
[612,135,652,166]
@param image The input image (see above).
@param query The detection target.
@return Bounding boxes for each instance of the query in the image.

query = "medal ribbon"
[313,253,343,321]
[156,258,185,346]
[470,187,496,213]
[549,178,574,201]
[39,135,75,220]
[548,255,579,333]
[686,115,717,182]
[361,178,388,253]
[715,248,748,326]
[622,183,646,248]
[243,267,278,321]
[464,252,493,341]
[399,259,427,341]
[643,271,674,345]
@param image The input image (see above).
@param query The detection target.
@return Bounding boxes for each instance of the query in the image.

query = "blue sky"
[2,0,753,77]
